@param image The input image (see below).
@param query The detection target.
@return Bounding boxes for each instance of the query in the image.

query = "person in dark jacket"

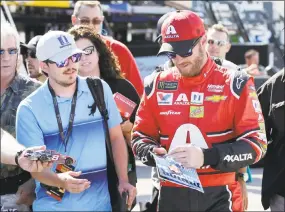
[258,68,285,211]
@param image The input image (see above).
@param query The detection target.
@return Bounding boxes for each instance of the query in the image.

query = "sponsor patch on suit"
[157,81,178,91]
[189,106,204,118]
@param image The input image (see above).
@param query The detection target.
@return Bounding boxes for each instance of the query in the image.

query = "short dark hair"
[245,49,259,59]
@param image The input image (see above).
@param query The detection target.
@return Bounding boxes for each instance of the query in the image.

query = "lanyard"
[48,79,78,152]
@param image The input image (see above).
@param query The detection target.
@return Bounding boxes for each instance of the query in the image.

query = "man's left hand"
[118,181,137,210]
[16,178,36,206]
[168,144,204,168]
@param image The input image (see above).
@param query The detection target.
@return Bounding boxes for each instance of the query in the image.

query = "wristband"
[15,149,24,166]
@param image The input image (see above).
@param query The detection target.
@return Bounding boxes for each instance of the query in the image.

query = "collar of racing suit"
[180,56,216,87]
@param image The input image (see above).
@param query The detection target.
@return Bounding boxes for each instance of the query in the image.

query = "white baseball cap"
[36,30,84,63]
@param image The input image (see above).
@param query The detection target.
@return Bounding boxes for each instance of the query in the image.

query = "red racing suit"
[131,57,267,211]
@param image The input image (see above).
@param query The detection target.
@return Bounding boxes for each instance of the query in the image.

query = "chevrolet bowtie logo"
[205,95,227,102]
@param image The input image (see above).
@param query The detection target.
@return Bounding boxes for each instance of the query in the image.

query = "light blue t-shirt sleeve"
[16,101,45,148]
[102,80,122,129]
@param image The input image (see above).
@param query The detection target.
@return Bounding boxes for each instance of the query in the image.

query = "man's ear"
[201,34,207,46]
[225,43,231,53]
[39,61,49,74]
[71,15,76,26]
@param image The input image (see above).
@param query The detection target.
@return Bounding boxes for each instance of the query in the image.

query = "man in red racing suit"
[131,10,267,211]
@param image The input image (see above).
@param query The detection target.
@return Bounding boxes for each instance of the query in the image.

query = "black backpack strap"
[86,77,130,211]
[86,77,114,163]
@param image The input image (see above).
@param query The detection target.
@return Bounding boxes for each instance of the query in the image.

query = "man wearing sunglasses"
[21,35,47,83]
[16,30,136,211]
[205,24,240,70]
[206,24,251,211]
[71,0,144,97]
[132,10,267,211]
[0,22,42,212]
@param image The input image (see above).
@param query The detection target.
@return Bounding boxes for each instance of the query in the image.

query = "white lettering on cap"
[165,25,179,39]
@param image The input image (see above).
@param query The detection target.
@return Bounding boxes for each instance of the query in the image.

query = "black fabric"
[140,186,159,212]
[258,69,285,209]
[105,78,139,196]
[0,171,31,195]
[158,185,233,211]
[86,77,136,211]
[105,78,140,123]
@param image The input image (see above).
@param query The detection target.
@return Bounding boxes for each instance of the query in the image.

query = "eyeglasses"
[207,39,228,47]
[165,36,202,59]
[27,49,37,58]
[45,53,82,68]
[77,17,103,26]
[82,46,95,55]
[0,48,18,55]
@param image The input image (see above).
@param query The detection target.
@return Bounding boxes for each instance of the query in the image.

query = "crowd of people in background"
[1,1,284,212]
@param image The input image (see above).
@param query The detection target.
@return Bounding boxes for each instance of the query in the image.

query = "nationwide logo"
[205,95,227,103]
[189,106,204,118]
[165,25,179,39]
[160,110,181,115]
[157,92,173,105]
[190,92,204,105]
[57,35,71,48]
[157,81,178,91]
[207,84,224,93]
[223,153,253,162]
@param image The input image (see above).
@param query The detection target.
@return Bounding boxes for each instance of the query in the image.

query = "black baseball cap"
[155,11,175,43]
[20,35,42,52]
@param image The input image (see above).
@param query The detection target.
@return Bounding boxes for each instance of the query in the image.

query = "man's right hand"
[153,147,167,155]
[58,171,91,193]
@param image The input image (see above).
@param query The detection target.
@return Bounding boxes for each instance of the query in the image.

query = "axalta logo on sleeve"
[160,110,181,115]
[223,153,253,162]
[157,92,173,105]
[165,25,179,39]
[207,84,224,93]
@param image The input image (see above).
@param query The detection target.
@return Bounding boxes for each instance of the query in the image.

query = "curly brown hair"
[68,25,123,80]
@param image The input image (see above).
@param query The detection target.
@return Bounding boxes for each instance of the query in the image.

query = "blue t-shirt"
[16,76,122,211]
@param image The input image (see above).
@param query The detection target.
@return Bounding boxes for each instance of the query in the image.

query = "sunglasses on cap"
[45,53,82,68]
[165,36,202,59]
[77,17,103,26]
[207,39,228,47]
[0,48,18,55]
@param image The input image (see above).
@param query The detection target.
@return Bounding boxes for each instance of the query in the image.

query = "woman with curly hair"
[68,25,140,145]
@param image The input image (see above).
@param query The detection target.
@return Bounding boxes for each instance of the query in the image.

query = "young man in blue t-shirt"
[16,30,136,211]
